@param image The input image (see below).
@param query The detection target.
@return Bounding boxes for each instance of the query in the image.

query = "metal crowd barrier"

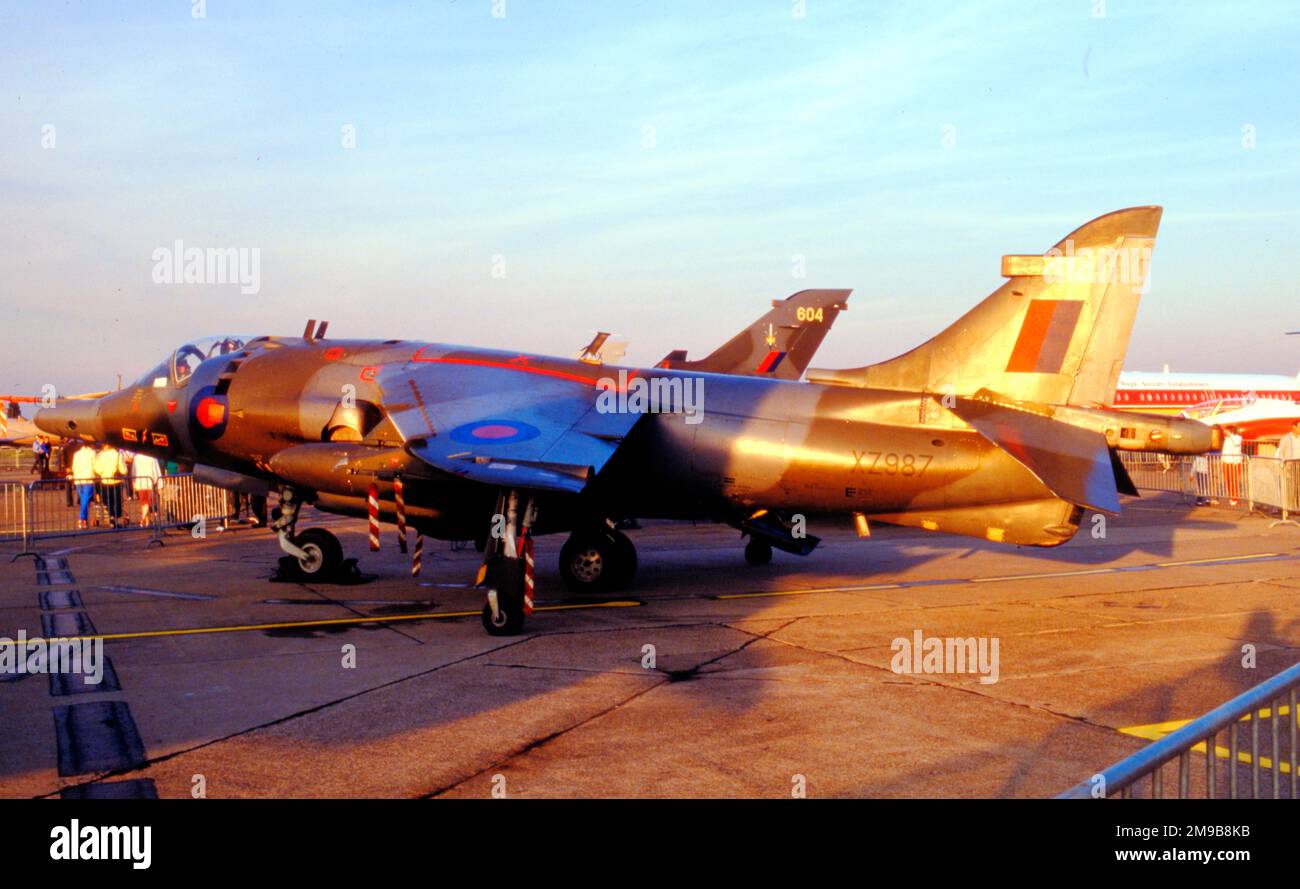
[0,447,29,473]
[0,473,240,552]
[154,474,239,533]
[1119,452,1300,517]
[1059,660,1300,799]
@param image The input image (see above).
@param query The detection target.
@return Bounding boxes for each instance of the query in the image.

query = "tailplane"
[807,207,1162,406]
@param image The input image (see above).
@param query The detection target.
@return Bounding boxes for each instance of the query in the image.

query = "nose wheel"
[292,527,344,578]
[270,488,346,581]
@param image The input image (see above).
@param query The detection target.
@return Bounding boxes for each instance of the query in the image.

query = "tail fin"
[807,207,1162,406]
[659,288,851,380]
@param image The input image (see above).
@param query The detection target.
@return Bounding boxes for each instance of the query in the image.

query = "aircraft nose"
[36,400,104,441]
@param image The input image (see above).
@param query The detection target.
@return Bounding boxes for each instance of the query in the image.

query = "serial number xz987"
[850,451,933,476]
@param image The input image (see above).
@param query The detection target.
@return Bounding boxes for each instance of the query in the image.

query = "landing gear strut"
[559,524,636,594]
[479,490,537,636]
[271,488,344,579]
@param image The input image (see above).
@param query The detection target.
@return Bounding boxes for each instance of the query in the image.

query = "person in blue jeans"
[69,443,98,529]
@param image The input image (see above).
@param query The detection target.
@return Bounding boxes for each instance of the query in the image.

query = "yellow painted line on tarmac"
[970,567,1116,584]
[1155,552,1281,568]
[718,583,902,600]
[1119,705,1297,774]
[0,600,642,646]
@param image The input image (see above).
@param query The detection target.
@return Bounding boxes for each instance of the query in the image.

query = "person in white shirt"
[1276,421,1300,512]
[131,452,162,527]
[1277,421,1300,462]
[1220,426,1244,506]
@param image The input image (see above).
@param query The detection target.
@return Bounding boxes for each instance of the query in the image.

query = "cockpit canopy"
[135,336,260,388]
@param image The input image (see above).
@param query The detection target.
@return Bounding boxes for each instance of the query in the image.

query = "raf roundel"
[189,386,230,440]
[448,419,541,445]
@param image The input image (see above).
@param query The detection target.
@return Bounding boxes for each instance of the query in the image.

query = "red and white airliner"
[1111,370,1300,441]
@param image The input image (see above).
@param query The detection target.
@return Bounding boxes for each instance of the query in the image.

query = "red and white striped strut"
[394,474,408,554]
[367,482,380,552]
[519,530,534,615]
[411,533,423,577]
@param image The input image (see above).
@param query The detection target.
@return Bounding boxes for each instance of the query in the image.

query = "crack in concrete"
[424,617,802,797]
[40,633,538,799]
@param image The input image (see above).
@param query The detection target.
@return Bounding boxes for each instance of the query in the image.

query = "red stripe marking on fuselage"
[410,348,635,389]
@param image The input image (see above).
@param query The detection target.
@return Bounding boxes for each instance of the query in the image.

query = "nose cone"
[36,400,105,441]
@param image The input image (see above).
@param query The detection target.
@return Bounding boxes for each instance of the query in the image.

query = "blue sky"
[3,0,1298,395]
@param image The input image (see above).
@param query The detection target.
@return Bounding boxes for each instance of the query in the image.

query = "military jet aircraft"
[37,206,1213,635]
[0,404,43,447]
[1,393,108,446]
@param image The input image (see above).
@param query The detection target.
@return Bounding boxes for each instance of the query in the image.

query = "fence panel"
[0,473,244,549]
[156,473,239,531]
[1118,453,1185,495]
[1120,452,1300,515]
[1059,660,1300,799]
[0,447,28,473]
[0,482,27,541]
[28,478,149,540]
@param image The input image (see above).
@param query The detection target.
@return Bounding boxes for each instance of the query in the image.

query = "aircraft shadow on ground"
[0,503,1295,796]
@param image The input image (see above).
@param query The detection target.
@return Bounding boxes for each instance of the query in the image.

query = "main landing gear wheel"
[481,601,526,636]
[744,538,773,566]
[560,529,636,594]
[292,528,343,578]
[476,488,537,636]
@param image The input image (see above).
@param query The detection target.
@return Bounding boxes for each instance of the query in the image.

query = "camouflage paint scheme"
[37,207,1215,554]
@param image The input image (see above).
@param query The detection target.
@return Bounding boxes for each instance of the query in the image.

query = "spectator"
[1221,425,1244,507]
[94,443,127,528]
[1277,420,1300,514]
[1191,454,1210,505]
[69,441,97,529]
[31,435,50,475]
[62,440,80,507]
[131,452,162,527]
[1278,420,1300,461]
